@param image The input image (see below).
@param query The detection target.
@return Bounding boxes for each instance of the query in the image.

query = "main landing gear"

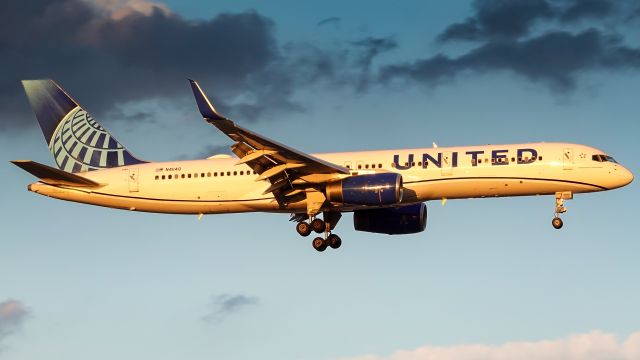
[552,191,572,229]
[295,212,342,252]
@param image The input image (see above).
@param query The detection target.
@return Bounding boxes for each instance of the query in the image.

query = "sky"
[1,0,639,359]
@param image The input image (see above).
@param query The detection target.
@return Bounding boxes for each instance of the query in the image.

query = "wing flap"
[11,160,102,187]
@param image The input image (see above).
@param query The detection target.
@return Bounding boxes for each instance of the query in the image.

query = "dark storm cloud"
[382,29,640,92]
[0,300,29,349]
[0,0,292,131]
[203,294,259,324]
[437,0,618,42]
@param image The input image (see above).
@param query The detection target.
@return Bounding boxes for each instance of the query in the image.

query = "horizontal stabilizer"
[11,160,102,187]
[188,79,226,120]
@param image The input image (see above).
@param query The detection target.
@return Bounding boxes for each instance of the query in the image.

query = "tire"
[311,218,326,233]
[312,237,327,252]
[296,222,312,237]
[327,234,342,249]
[552,217,563,229]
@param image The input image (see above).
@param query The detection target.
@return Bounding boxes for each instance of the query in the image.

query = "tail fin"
[21,80,146,173]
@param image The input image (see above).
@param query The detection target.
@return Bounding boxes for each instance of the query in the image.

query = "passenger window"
[539,156,542,161]
[220,172,224,177]
[155,175,159,180]
[194,173,198,178]
[478,159,482,164]
[161,175,165,180]
[365,164,369,169]
[378,163,382,168]
[207,172,211,177]
[233,171,237,176]
[358,164,362,169]
[240,171,244,175]
[511,157,515,163]
[188,174,191,178]
[168,175,172,179]
[181,174,185,179]
[227,171,231,176]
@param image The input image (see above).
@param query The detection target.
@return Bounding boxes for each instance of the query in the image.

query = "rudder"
[22,80,145,173]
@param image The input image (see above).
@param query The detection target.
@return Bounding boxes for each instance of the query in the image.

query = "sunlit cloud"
[336,330,640,360]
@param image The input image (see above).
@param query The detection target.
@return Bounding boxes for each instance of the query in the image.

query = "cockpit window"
[592,154,618,163]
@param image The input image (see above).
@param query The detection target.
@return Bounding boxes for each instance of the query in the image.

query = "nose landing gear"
[552,191,572,229]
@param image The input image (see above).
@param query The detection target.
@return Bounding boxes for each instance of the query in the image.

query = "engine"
[353,203,427,235]
[325,173,403,206]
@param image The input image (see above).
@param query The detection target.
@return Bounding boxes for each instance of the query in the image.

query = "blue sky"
[1,1,639,359]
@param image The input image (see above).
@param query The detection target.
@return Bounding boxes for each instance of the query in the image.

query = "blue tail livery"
[21,80,146,173]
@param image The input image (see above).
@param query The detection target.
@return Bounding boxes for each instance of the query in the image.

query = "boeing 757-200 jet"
[12,80,634,251]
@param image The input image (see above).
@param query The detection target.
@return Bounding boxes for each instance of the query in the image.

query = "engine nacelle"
[353,203,427,235]
[326,173,403,206]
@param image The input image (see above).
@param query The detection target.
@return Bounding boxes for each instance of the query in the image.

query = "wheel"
[310,218,326,233]
[552,217,563,229]
[312,237,327,252]
[327,234,342,249]
[296,221,312,237]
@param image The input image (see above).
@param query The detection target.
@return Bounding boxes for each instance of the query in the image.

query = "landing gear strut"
[552,191,572,230]
[294,212,342,252]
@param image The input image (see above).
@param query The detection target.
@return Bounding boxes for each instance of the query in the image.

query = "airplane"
[11,79,634,252]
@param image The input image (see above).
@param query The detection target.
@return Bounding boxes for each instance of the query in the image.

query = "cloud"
[382,29,640,92]
[90,0,171,20]
[0,0,293,131]
[175,144,232,160]
[383,0,640,94]
[0,0,402,134]
[203,294,259,324]
[317,16,341,27]
[437,0,619,42]
[560,0,615,22]
[351,37,397,91]
[337,330,640,360]
[0,300,29,348]
[438,0,553,42]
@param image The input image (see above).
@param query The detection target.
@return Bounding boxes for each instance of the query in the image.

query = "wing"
[188,79,349,207]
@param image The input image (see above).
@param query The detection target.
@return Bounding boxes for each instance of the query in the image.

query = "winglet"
[188,79,226,121]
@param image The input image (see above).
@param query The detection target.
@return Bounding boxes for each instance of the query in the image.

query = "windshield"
[592,154,618,163]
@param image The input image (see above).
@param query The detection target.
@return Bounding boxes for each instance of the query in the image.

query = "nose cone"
[616,166,634,188]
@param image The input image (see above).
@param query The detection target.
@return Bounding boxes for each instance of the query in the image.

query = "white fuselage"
[27,142,633,214]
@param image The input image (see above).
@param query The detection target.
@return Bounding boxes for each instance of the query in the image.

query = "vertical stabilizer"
[22,80,146,173]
